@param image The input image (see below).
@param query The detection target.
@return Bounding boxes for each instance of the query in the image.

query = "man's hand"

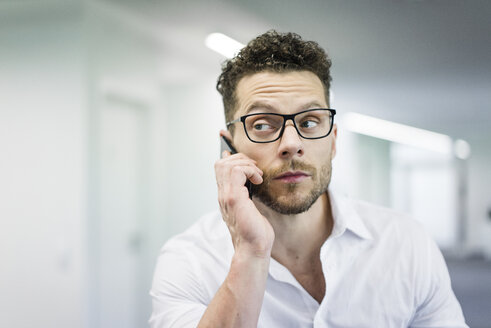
[215,151,275,257]
[197,151,274,327]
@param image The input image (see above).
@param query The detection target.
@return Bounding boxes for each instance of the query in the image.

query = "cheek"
[232,130,252,153]
[249,146,278,171]
[313,139,334,159]
[238,140,269,161]
[254,146,275,164]
[321,137,336,160]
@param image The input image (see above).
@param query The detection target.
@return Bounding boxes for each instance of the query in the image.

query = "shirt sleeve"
[409,233,468,328]
[149,245,208,328]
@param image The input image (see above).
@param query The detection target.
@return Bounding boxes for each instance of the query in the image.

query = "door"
[96,94,149,328]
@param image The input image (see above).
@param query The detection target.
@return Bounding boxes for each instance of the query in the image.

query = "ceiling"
[109,0,490,141]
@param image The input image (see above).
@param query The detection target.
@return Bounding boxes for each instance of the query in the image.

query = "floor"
[446,256,491,328]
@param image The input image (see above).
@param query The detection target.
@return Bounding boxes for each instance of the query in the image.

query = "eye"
[253,123,275,131]
[300,119,319,129]
[248,115,282,133]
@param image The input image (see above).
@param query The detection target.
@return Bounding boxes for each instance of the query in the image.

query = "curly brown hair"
[216,30,332,127]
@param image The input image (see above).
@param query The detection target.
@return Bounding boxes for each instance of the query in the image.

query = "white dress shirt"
[149,191,467,327]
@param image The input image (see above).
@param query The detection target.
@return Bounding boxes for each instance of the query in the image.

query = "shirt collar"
[328,189,373,241]
[268,190,373,284]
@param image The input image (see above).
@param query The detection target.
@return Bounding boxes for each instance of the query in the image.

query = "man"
[150,31,467,327]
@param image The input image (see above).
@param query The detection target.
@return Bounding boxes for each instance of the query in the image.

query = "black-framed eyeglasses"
[226,108,336,143]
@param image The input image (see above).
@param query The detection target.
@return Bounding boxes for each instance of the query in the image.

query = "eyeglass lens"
[244,109,333,142]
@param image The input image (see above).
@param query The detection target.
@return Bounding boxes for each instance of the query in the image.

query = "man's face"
[230,70,337,214]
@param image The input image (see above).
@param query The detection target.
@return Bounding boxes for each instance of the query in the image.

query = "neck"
[253,191,333,263]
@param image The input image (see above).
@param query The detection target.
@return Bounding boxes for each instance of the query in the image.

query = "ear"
[220,129,233,143]
[330,124,338,159]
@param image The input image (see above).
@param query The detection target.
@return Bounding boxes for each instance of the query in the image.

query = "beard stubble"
[251,159,332,215]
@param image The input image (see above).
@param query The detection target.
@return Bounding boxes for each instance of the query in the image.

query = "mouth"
[274,171,311,183]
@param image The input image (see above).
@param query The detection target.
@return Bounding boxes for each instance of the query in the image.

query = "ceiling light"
[205,33,244,58]
[341,112,454,156]
[454,139,471,160]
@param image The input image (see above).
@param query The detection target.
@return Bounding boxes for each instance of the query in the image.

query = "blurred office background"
[1,0,490,327]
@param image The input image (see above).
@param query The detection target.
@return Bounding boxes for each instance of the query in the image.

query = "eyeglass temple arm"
[226,118,241,127]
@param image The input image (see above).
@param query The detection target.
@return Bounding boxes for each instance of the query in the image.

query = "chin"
[266,199,316,215]
[257,188,321,215]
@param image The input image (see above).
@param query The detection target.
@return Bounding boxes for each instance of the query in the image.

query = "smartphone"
[220,136,253,199]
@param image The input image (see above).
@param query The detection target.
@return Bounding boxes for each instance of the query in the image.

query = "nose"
[277,120,304,159]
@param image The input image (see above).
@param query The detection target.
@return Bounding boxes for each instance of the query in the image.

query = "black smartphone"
[220,136,253,199]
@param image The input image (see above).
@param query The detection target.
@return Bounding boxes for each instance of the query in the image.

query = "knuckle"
[223,194,237,207]
[214,160,224,170]
[231,165,244,175]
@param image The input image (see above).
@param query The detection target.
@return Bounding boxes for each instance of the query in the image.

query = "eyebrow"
[245,102,276,114]
[245,101,326,115]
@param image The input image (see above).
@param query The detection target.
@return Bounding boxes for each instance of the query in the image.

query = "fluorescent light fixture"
[342,112,454,155]
[454,139,471,160]
[205,33,244,58]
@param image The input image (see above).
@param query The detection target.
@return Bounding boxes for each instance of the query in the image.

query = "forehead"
[235,70,327,116]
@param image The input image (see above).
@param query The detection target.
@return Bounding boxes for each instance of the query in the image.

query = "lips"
[274,171,311,183]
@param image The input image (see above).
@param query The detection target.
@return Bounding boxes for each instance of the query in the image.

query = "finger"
[246,169,264,185]
[224,159,262,172]
[229,165,263,187]
[223,152,257,163]
[215,158,262,180]
[218,161,263,183]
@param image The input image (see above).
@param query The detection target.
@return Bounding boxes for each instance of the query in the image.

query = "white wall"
[0,3,170,327]
[467,137,491,257]
[0,7,87,328]
[161,78,224,240]
[390,145,458,249]
[331,130,391,207]
[85,5,167,328]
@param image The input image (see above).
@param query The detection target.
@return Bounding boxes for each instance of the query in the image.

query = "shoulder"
[150,211,231,326]
[348,197,446,289]
[150,210,232,305]
[338,195,439,270]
